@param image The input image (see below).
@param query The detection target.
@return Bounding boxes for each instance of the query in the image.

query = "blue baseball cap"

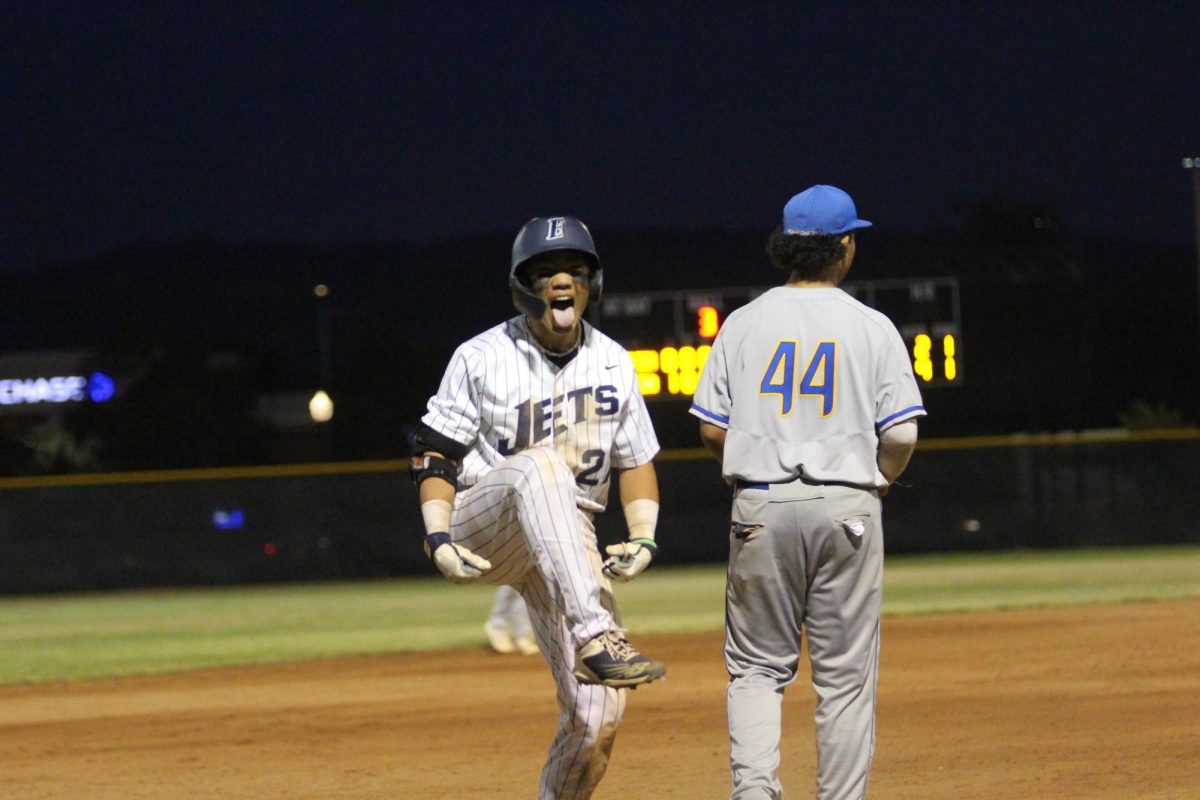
[782,185,872,236]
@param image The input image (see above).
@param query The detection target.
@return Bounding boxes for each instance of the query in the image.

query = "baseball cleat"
[484,622,516,654]
[574,630,666,687]
[514,633,540,656]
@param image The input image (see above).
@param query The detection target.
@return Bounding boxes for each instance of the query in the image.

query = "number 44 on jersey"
[760,341,836,417]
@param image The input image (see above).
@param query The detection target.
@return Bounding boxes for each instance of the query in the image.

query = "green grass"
[884,545,1200,613]
[2,546,1197,686]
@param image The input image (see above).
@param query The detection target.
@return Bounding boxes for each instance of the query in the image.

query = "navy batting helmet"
[509,216,604,319]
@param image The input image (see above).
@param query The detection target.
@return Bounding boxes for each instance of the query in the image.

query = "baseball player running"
[410,215,667,800]
[690,185,924,800]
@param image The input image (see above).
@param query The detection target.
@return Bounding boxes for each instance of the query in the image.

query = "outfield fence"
[2,430,1198,594]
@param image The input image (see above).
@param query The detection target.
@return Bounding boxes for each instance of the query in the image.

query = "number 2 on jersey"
[759,341,837,417]
[576,449,606,486]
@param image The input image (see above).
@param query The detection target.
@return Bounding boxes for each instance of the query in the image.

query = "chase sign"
[0,372,115,406]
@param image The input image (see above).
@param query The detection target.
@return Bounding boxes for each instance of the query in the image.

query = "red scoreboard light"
[697,306,720,338]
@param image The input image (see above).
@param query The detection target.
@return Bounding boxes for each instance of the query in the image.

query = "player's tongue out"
[550,298,575,329]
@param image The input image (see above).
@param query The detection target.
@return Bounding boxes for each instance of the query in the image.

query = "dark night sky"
[2,2,1199,272]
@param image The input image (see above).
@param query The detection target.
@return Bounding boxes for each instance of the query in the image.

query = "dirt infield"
[2,598,1197,800]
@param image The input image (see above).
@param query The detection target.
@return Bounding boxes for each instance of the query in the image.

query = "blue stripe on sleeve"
[876,405,925,430]
[689,403,729,426]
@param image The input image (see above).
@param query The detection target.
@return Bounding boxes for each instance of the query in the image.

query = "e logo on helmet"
[545,218,566,240]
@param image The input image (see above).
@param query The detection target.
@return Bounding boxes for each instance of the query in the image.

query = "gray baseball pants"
[724,480,883,800]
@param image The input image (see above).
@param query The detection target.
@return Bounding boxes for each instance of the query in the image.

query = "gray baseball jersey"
[421,315,658,800]
[689,285,925,800]
[690,286,925,488]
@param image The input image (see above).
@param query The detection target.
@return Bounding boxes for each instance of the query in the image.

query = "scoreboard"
[588,277,962,399]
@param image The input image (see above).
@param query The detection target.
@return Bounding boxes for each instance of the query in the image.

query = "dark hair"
[766,226,848,282]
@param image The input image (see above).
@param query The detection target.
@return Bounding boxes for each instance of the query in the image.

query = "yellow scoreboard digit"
[630,349,661,396]
[942,331,958,381]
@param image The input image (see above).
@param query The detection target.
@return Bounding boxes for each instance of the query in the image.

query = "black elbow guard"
[409,453,458,489]
[407,422,468,489]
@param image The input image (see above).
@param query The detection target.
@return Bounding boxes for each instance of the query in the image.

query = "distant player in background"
[690,185,925,800]
[409,215,667,800]
[484,584,539,655]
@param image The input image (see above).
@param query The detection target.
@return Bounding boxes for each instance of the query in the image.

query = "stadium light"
[309,389,334,423]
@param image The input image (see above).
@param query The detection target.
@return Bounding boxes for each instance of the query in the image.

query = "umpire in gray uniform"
[690,185,925,800]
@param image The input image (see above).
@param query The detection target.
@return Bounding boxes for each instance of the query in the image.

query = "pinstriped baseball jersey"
[421,315,660,513]
[690,286,925,488]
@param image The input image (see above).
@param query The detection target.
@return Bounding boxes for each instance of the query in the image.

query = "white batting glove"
[424,533,491,584]
[602,538,657,583]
